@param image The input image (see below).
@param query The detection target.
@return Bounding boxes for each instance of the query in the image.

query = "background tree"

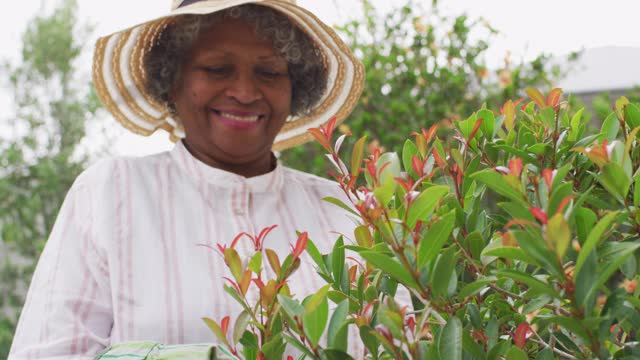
[0,0,100,356]
[280,0,572,176]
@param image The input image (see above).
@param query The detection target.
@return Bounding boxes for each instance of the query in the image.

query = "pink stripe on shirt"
[167,165,185,343]
[155,163,175,342]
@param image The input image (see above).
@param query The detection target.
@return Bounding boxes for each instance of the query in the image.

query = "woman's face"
[171,17,292,175]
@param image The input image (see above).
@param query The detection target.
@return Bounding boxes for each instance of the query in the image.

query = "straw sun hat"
[92,0,364,151]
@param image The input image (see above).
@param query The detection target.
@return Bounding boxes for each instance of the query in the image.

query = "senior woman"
[9,0,364,358]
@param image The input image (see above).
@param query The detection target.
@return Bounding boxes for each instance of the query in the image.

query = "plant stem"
[487,283,571,316]
[528,337,577,360]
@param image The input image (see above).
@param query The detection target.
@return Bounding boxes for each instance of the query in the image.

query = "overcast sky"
[3,0,639,156]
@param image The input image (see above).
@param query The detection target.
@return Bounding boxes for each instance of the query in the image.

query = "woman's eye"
[257,68,281,79]
[203,66,230,75]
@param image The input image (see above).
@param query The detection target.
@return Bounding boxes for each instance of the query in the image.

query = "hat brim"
[92,0,364,151]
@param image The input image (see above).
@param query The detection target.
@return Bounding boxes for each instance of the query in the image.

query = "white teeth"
[218,111,260,122]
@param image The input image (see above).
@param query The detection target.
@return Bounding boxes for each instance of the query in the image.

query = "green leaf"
[464,231,485,260]
[354,225,373,248]
[458,276,497,298]
[224,285,252,314]
[482,246,540,266]
[402,139,419,178]
[551,164,572,194]
[497,269,559,299]
[203,317,229,347]
[277,294,304,318]
[327,300,350,351]
[506,346,528,360]
[471,169,528,206]
[418,210,456,267]
[498,202,535,222]
[282,333,316,358]
[378,308,404,339]
[574,207,597,245]
[262,333,286,360]
[574,251,598,307]
[438,316,462,360]
[478,109,496,139]
[569,108,585,141]
[580,242,640,306]
[406,185,450,230]
[332,236,346,291]
[547,182,573,216]
[305,238,326,273]
[546,213,571,258]
[303,294,329,346]
[240,331,259,360]
[431,246,457,298]
[305,284,332,313]
[493,145,538,163]
[635,175,640,207]
[323,196,359,217]
[248,252,262,274]
[265,249,281,277]
[575,211,619,275]
[376,152,401,194]
[224,248,243,282]
[599,112,620,142]
[360,251,418,288]
[351,135,367,177]
[549,316,590,342]
[359,325,379,357]
[527,143,547,155]
[233,311,251,344]
[320,349,355,360]
[457,113,477,139]
[625,103,640,130]
[513,230,564,279]
[598,162,632,200]
[462,330,486,360]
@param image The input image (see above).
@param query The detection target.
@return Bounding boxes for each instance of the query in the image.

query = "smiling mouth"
[212,109,264,129]
[216,110,261,122]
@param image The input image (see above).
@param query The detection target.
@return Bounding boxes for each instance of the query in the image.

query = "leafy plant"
[281,0,573,178]
[209,89,640,359]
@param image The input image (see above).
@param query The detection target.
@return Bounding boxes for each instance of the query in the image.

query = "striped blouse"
[9,141,363,359]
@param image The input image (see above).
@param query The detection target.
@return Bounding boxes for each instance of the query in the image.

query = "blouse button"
[234,209,244,216]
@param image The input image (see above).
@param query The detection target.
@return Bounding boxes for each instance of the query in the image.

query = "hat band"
[177,0,202,8]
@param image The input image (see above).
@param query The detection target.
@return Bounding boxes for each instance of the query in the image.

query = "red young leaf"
[291,232,309,260]
[542,168,555,191]
[325,116,337,139]
[255,225,278,250]
[514,323,533,349]
[432,151,447,169]
[425,123,439,143]
[221,316,230,334]
[530,207,548,224]
[525,88,546,108]
[547,88,563,107]
[468,117,484,143]
[308,128,333,153]
[508,158,523,177]
[556,195,576,215]
[411,156,424,177]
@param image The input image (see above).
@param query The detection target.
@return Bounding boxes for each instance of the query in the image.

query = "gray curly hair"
[143,4,328,117]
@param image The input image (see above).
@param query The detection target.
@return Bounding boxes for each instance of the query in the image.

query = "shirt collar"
[169,140,284,193]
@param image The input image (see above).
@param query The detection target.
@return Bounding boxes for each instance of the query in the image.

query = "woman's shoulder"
[73,151,172,189]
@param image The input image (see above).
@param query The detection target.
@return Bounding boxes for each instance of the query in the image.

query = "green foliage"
[0,0,99,357]
[211,90,640,358]
[281,0,570,177]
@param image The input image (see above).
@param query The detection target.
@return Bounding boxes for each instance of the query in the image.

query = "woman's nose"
[224,72,263,104]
